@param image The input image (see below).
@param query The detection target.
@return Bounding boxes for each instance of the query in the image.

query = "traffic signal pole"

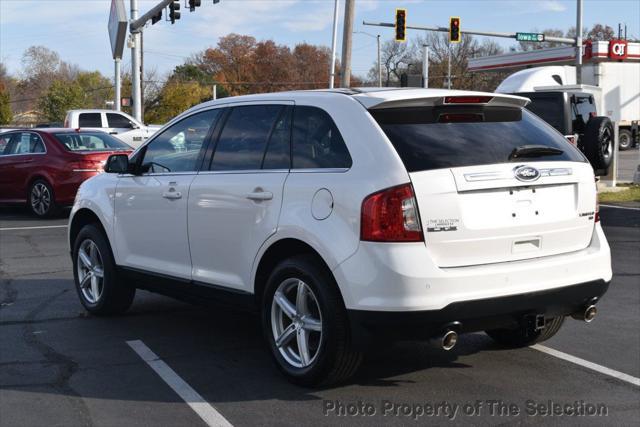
[131,0,142,122]
[363,21,576,45]
[576,0,583,84]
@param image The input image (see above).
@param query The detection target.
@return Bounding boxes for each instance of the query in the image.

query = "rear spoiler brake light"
[443,96,493,104]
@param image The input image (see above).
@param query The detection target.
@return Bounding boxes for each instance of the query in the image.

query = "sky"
[1,0,639,82]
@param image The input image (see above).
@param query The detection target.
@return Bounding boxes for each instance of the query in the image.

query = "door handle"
[109,131,118,135]
[246,191,273,201]
[162,190,182,200]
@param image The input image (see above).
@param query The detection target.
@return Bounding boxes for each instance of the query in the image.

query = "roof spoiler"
[367,94,530,110]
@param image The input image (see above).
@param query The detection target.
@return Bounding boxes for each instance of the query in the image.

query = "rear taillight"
[361,183,423,242]
[595,197,600,222]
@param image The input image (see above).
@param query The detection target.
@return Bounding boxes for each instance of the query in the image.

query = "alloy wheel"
[601,127,612,160]
[30,183,51,216]
[77,239,105,304]
[271,278,323,368]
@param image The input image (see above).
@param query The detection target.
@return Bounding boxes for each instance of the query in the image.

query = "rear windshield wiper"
[509,145,563,160]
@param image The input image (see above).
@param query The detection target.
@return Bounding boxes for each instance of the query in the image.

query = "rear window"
[78,113,102,127]
[53,132,130,151]
[524,96,565,133]
[370,106,585,173]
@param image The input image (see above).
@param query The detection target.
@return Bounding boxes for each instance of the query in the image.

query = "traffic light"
[189,0,201,12]
[449,17,461,43]
[169,1,181,24]
[395,9,406,42]
[151,10,162,25]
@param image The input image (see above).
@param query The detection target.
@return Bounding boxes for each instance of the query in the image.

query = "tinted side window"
[262,107,292,169]
[292,106,351,169]
[142,109,219,173]
[78,113,102,127]
[107,113,134,129]
[210,105,284,171]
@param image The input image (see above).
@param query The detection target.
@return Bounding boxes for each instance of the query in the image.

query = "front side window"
[292,106,352,169]
[78,113,103,127]
[53,132,130,151]
[210,105,284,171]
[141,109,219,173]
[2,132,45,155]
[107,113,135,129]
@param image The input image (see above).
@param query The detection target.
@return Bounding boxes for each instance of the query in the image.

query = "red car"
[0,129,131,217]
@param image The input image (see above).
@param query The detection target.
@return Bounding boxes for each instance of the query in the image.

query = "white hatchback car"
[69,88,612,386]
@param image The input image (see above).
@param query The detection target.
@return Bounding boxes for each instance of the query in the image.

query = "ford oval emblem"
[514,165,540,182]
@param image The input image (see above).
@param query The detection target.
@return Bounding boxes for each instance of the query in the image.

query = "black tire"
[72,224,135,315]
[262,255,362,387]
[618,129,633,151]
[28,179,59,218]
[582,116,613,170]
[486,316,565,348]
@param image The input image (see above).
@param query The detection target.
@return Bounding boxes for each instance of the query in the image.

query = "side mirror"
[105,154,131,174]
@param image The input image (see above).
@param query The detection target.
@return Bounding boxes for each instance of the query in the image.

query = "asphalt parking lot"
[1,206,638,426]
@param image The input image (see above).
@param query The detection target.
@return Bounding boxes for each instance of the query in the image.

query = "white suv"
[69,88,612,386]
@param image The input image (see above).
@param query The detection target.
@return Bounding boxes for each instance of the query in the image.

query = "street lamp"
[354,31,382,87]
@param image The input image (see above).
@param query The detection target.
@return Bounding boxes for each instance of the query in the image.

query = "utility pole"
[422,44,429,88]
[130,0,142,122]
[447,43,452,89]
[340,0,355,88]
[114,58,121,111]
[575,0,583,84]
[376,34,381,87]
[329,0,340,88]
[140,30,144,120]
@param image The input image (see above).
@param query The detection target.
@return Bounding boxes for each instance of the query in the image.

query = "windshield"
[370,106,586,173]
[53,132,131,151]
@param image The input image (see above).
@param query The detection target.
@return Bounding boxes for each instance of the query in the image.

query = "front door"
[113,109,221,279]
[188,103,292,291]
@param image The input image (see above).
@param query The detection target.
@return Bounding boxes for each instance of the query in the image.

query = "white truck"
[497,64,640,150]
[64,109,162,148]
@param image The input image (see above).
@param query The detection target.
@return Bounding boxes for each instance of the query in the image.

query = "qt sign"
[609,40,628,60]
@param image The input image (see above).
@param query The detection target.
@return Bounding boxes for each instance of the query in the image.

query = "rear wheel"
[486,316,565,347]
[28,179,58,218]
[72,224,135,315]
[582,117,613,170]
[618,129,633,151]
[262,255,362,387]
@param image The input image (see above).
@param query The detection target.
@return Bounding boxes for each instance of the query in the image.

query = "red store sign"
[609,40,628,60]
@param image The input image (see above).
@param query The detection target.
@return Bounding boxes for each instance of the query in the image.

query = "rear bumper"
[333,223,612,311]
[348,279,609,344]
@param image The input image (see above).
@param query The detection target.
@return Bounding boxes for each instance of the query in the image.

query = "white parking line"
[0,225,68,231]
[127,340,233,427]
[531,344,640,387]
[600,204,640,211]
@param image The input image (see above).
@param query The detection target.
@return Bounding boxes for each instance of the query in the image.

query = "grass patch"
[599,185,640,203]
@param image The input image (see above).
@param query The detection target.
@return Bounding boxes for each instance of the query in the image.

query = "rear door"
[0,132,46,202]
[371,105,596,268]
[188,103,292,291]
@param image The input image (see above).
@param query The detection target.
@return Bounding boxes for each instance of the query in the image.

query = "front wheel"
[262,255,362,387]
[486,316,565,347]
[72,224,135,315]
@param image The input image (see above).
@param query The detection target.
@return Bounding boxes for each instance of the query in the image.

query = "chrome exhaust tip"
[572,304,597,322]
[442,330,458,351]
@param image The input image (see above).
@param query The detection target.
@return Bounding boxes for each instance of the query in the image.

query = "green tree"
[38,79,84,122]
[145,81,210,124]
[0,87,11,125]
[76,71,113,109]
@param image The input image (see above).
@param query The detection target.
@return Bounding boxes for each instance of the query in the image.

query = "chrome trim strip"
[464,167,573,182]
